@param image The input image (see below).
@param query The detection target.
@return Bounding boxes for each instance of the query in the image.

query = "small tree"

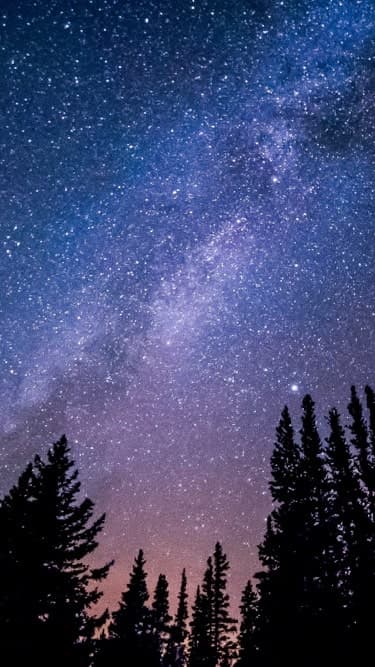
[108,549,156,665]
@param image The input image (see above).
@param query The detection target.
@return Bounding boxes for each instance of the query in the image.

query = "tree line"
[0,385,374,666]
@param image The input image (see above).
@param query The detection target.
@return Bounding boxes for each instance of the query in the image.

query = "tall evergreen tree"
[108,549,156,666]
[212,542,237,666]
[298,394,333,610]
[188,586,213,667]
[348,385,374,503]
[175,568,189,647]
[347,387,375,660]
[255,406,303,665]
[189,546,236,667]
[165,568,189,667]
[202,556,214,655]
[365,385,375,456]
[256,396,336,665]
[152,573,172,663]
[236,580,258,667]
[324,407,369,658]
[0,436,111,667]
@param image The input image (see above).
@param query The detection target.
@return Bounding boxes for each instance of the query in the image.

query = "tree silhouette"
[212,542,237,666]
[165,568,189,666]
[348,386,374,504]
[365,385,375,458]
[0,435,111,667]
[255,405,303,665]
[152,573,172,664]
[188,585,213,667]
[347,387,375,661]
[188,545,236,667]
[236,580,258,667]
[108,549,157,665]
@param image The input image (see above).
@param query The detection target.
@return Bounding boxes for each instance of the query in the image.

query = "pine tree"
[188,586,213,667]
[108,549,156,666]
[347,387,375,660]
[212,542,237,666]
[270,405,301,504]
[202,556,214,655]
[365,385,375,457]
[175,568,189,648]
[0,436,111,667]
[188,547,236,667]
[348,386,374,503]
[0,462,38,661]
[165,568,189,667]
[299,394,332,582]
[255,407,303,665]
[256,396,337,665]
[324,407,370,658]
[152,573,172,663]
[236,580,258,667]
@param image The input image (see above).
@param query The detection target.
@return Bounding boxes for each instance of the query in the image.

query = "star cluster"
[0,0,374,610]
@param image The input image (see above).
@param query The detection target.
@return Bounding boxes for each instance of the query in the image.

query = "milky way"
[1,0,374,611]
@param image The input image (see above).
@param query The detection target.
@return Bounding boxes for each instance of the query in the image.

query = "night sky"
[1,0,374,613]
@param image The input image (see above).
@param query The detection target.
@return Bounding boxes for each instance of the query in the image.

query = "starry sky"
[0,0,374,613]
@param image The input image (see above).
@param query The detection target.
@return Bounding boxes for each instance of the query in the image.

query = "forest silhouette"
[0,385,374,666]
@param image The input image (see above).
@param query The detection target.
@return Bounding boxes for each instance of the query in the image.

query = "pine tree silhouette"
[188,585,213,667]
[152,573,172,664]
[298,395,334,658]
[188,545,236,667]
[165,568,189,667]
[348,386,374,503]
[325,407,370,658]
[365,385,375,459]
[256,396,335,666]
[236,580,258,667]
[108,549,157,666]
[347,387,375,661]
[0,435,111,667]
[212,542,237,666]
[255,405,304,665]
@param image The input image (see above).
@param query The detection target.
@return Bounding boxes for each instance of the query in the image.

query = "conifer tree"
[165,568,189,667]
[270,405,301,504]
[108,549,156,666]
[202,556,214,652]
[365,385,375,456]
[188,586,213,667]
[0,462,38,661]
[0,436,111,667]
[236,580,258,667]
[348,386,373,493]
[299,394,333,600]
[324,408,368,658]
[213,542,237,666]
[152,573,172,663]
[256,396,337,665]
[347,387,375,659]
[189,546,236,667]
[175,568,189,646]
[255,407,303,665]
